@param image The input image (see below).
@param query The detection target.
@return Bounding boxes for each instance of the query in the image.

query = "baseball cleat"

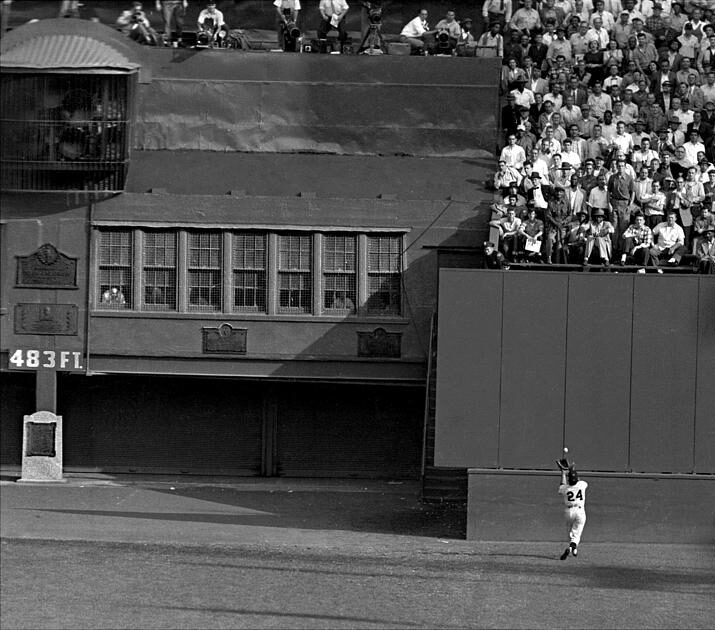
[560,547,570,560]
[571,545,578,557]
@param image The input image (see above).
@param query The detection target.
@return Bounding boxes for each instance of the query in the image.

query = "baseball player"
[557,460,588,560]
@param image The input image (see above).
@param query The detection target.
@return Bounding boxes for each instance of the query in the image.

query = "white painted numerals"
[8,349,83,370]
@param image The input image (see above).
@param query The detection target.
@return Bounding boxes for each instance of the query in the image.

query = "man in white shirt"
[500,134,527,170]
[197,1,227,47]
[649,212,687,266]
[400,8,430,53]
[318,0,349,45]
[682,129,705,165]
[274,0,301,49]
[589,0,615,30]
[510,79,536,109]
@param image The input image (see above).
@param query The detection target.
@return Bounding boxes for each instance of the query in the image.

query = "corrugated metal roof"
[1,34,139,71]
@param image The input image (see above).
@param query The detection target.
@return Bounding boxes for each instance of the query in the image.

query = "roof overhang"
[0,19,144,75]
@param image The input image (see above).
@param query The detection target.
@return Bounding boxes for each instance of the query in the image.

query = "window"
[0,73,135,192]
[278,234,312,313]
[143,231,176,310]
[98,230,132,309]
[367,235,402,315]
[95,228,404,317]
[233,232,266,312]
[188,232,222,311]
[323,234,356,313]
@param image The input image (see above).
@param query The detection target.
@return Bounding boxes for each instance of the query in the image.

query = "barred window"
[233,232,266,312]
[98,230,132,309]
[188,231,221,311]
[323,234,356,313]
[367,235,402,315]
[143,231,177,310]
[278,233,312,313]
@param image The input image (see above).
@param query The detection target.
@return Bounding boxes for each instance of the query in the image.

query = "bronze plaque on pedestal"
[202,323,247,354]
[26,422,56,457]
[16,244,78,288]
[14,304,79,335]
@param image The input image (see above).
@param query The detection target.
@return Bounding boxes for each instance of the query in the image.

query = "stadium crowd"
[485,0,715,274]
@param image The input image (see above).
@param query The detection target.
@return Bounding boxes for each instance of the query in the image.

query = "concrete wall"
[435,269,715,475]
[468,470,715,544]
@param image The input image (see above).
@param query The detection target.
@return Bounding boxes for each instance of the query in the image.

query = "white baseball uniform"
[558,479,588,545]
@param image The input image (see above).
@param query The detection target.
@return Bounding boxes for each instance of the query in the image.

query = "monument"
[19,410,66,483]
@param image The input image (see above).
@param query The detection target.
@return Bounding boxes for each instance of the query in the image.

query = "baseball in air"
[563,447,569,454]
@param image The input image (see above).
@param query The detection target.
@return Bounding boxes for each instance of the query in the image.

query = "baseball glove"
[555,458,569,471]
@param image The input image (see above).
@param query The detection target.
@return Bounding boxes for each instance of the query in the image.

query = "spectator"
[197,1,228,47]
[275,0,301,51]
[117,2,161,46]
[640,179,667,227]
[400,8,431,54]
[649,211,687,266]
[543,186,570,263]
[517,206,544,261]
[483,241,508,269]
[156,0,187,47]
[695,227,715,273]
[318,0,350,47]
[477,21,504,58]
[510,0,541,37]
[490,206,522,260]
[620,212,654,265]
[482,0,513,35]
[584,208,616,264]
[501,133,527,170]
[566,209,591,262]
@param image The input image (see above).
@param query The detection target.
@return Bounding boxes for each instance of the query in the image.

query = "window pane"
[233,271,266,312]
[278,272,312,313]
[189,270,221,311]
[279,234,311,271]
[367,235,401,316]
[143,231,176,310]
[323,234,356,271]
[367,274,401,315]
[323,273,356,312]
[233,232,266,312]
[189,232,221,268]
[98,229,132,309]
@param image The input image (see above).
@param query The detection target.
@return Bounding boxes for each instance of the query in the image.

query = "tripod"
[359,23,386,54]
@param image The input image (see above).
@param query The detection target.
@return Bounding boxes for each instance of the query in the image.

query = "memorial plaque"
[202,323,247,354]
[14,304,78,335]
[16,243,78,288]
[26,422,56,457]
[357,328,402,358]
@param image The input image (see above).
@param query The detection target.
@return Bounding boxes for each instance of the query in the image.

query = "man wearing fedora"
[584,208,615,265]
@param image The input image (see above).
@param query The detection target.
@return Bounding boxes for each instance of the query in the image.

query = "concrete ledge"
[467,469,715,544]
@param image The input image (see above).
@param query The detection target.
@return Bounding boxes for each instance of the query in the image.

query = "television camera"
[359,1,386,54]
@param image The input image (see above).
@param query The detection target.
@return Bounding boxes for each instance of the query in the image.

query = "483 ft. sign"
[8,349,84,371]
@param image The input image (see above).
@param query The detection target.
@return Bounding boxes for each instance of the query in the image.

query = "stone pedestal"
[19,411,66,483]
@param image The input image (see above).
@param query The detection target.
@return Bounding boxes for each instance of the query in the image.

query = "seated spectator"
[102,286,126,305]
[510,79,536,109]
[197,1,228,47]
[649,212,688,267]
[565,209,591,263]
[455,18,476,56]
[584,208,616,264]
[490,206,522,261]
[117,2,160,45]
[400,9,431,55]
[695,228,715,273]
[620,212,653,266]
[517,206,544,262]
[493,160,522,195]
